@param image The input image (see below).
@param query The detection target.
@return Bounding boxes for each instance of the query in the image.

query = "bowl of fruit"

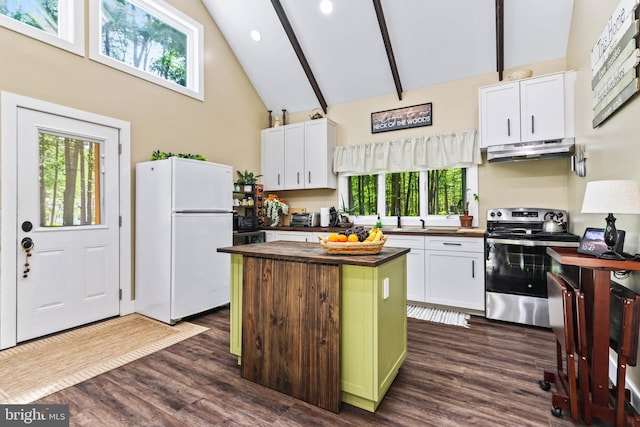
[318,226,386,255]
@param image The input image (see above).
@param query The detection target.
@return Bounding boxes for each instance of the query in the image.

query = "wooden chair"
[540,272,586,422]
[609,282,640,427]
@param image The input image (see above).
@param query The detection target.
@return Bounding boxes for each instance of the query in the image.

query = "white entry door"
[15,108,121,342]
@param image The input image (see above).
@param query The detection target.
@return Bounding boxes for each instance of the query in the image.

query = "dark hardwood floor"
[37,307,592,426]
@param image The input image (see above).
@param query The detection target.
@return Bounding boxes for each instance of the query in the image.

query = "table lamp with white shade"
[581,180,640,260]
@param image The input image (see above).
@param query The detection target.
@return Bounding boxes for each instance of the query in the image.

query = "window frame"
[88,0,204,100]
[0,0,84,55]
[338,166,479,228]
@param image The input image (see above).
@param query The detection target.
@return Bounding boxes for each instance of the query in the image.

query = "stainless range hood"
[486,138,575,163]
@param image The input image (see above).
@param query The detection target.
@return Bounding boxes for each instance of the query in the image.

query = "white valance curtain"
[333,129,481,175]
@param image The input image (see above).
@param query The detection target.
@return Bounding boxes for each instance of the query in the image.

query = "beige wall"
[566,0,640,261]
[0,1,266,296]
[282,58,572,225]
[0,0,266,177]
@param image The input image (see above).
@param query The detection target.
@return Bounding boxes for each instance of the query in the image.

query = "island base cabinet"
[341,256,407,412]
[229,253,407,412]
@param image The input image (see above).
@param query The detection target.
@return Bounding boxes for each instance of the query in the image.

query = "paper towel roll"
[320,207,330,227]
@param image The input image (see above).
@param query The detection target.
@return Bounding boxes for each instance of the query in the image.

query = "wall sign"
[591,0,640,127]
[371,103,432,134]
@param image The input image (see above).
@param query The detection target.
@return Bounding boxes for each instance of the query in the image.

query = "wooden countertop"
[547,247,640,271]
[218,241,410,267]
[263,226,486,238]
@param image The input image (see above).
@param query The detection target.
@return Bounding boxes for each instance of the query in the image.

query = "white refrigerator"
[135,157,233,324]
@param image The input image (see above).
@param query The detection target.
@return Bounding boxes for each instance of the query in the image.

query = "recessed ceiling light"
[320,0,333,14]
[250,30,261,42]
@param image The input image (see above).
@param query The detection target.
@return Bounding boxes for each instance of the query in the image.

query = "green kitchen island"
[217,241,409,413]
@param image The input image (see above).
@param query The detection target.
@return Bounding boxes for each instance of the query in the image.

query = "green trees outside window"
[347,168,465,217]
[0,0,59,34]
[101,0,188,87]
[39,132,102,227]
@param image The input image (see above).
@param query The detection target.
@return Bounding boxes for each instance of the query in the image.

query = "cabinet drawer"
[425,236,483,252]
[384,234,425,250]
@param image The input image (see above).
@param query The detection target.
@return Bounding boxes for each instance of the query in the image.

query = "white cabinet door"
[261,127,285,191]
[385,235,426,303]
[283,123,305,189]
[304,119,337,189]
[519,73,565,142]
[479,81,520,148]
[274,231,312,242]
[425,250,484,311]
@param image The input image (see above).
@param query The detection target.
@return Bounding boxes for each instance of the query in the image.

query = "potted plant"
[460,189,478,228]
[236,170,262,192]
[338,197,358,227]
[264,194,289,226]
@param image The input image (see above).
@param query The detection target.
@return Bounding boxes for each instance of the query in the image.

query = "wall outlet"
[383,278,389,299]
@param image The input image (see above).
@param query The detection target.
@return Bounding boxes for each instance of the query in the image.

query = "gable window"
[335,130,481,227]
[0,0,84,55]
[89,0,203,100]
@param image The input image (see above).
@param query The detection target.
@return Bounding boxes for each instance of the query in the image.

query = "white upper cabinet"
[261,126,285,190]
[283,123,305,189]
[479,71,575,148]
[261,118,337,191]
[479,81,521,146]
[304,119,337,189]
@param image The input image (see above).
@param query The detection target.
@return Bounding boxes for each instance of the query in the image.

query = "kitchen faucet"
[396,209,401,228]
[420,218,425,229]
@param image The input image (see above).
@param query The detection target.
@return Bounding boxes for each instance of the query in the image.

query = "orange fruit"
[327,233,339,242]
[337,234,348,242]
[347,234,359,242]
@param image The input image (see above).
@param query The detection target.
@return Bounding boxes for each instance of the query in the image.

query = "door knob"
[21,237,34,251]
[21,221,33,232]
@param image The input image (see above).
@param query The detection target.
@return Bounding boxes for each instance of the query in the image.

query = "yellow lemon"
[347,234,359,242]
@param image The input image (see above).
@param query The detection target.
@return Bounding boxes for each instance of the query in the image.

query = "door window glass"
[39,132,103,226]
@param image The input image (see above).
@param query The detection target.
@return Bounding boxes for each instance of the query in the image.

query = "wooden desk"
[547,247,640,423]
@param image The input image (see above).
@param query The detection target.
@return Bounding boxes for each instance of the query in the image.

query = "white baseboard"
[609,351,640,411]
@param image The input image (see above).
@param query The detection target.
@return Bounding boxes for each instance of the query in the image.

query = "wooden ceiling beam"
[495,0,504,81]
[373,0,403,100]
[271,0,328,113]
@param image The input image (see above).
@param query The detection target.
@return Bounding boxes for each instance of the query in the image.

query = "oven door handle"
[486,237,579,248]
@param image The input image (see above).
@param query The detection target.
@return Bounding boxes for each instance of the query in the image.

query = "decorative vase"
[459,215,473,228]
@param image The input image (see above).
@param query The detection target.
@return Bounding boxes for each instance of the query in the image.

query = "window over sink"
[340,166,478,228]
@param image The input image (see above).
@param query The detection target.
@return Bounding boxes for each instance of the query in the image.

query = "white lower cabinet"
[266,230,485,312]
[273,230,313,242]
[425,237,484,311]
[384,235,426,303]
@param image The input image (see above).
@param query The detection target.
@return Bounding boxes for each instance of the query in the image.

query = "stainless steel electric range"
[485,207,580,328]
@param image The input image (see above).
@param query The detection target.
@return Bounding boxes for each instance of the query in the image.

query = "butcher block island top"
[217,241,409,413]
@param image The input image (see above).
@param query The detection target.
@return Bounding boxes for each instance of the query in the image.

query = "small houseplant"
[459,189,478,228]
[235,170,262,192]
[338,197,358,227]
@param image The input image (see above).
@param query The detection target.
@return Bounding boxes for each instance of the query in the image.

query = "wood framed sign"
[371,103,432,133]
[590,0,640,127]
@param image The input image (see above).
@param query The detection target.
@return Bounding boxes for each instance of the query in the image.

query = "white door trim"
[0,92,133,349]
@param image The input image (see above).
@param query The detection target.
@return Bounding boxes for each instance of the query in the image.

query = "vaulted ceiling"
[202,0,574,114]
